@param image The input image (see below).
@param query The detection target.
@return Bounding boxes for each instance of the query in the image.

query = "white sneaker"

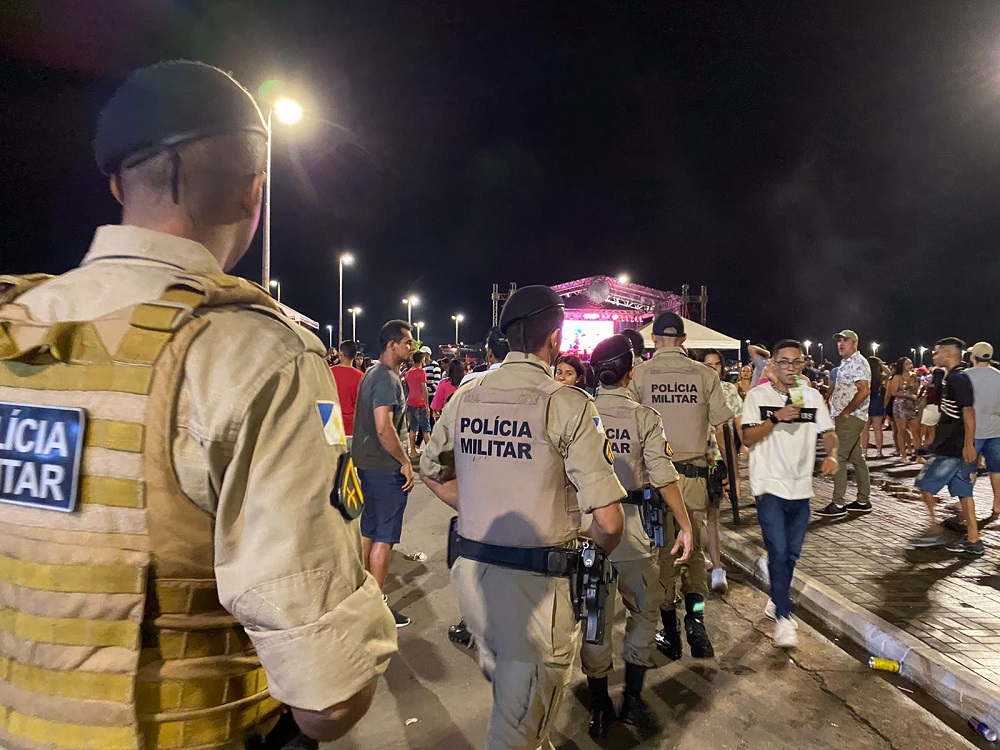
[711,567,728,593]
[764,599,777,621]
[773,617,799,649]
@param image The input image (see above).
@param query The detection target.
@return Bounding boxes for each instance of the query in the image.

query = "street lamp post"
[804,339,812,356]
[415,321,425,340]
[269,279,281,304]
[818,342,824,363]
[452,314,464,345]
[919,346,927,364]
[347,307,361,340]
[402,296,419,325]
[338,253,354,346]
[261,97,303,290]
[325,324,333,349]
[871,342,880,356]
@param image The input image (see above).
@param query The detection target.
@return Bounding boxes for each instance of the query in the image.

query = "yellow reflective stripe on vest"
[0,552,144,594]
[0,653,132,702]
[142,696,281,750]
[114,329,173,366]
[0,705,139,750]
[88,419,144,453]
[81,475,145,509]
[153,580,224,616]
[0,607,139,648]
[141,626,252,662]
[0,362,152,394]
[137,666,268,713]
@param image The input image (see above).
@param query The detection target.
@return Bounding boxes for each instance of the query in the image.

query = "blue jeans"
[757,494,811,619]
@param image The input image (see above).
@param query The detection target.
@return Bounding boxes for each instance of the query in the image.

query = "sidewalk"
[721,448,1000,728]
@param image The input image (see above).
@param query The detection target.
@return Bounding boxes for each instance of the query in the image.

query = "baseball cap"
[970,342,994,361]
[652,311,685,337]
[833,329,859,342]
[419,346,432,355]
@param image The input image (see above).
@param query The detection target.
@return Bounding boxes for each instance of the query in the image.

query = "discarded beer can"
[968,717,998,742]
[868,657,900,673]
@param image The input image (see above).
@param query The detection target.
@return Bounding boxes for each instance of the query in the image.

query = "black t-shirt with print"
[930,369,974,458]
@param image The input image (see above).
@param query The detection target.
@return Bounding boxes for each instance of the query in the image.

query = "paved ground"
[335,483,974,749]
[722,432,1000,693]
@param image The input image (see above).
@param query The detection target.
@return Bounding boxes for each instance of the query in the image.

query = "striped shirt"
[424,361,442,396]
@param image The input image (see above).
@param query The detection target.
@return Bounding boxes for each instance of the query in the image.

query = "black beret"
[652,311,685,337]
[498,285,565,333]
[591,335,634,369]
[94,60,267,176]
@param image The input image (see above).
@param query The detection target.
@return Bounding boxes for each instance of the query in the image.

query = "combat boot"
[654,608,682,660]
[448,619,475,648]
[618,662,659,731]
[587,677,615,738]
[684,593,715,658]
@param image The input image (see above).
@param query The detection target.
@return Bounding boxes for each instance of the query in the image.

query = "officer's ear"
[110,175,125,206]
[242,171,266,218]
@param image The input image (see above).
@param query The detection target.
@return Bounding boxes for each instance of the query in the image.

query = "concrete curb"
[720,525,1000,730]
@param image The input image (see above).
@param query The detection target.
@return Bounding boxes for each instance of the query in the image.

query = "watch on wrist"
[768,414,780,425]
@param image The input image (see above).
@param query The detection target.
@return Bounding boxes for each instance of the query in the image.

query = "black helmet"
[94,60,267,177]
[591,335,635,387]
[498,285,565,333]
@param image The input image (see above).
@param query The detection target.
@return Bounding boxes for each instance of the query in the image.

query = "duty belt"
[448,527,577,575]
[675,461,710,479]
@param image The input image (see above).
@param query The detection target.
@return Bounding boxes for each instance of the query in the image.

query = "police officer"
[580,335,694,736]
[630,312,733,659]
[421,285,626,750]
[0,61,396,749]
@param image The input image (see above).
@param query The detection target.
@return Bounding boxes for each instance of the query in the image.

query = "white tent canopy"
[638,316,741,351]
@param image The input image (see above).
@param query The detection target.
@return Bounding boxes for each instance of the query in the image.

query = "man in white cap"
[816,329,872,518]
[965,342,1000,516]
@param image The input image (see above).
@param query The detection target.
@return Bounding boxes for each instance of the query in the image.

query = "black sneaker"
[815,502,848,518]
[684,615,715,658]
[448,619,475,648]
[845,501,873,515]
[945,538,985,556]
[392,608,411,628]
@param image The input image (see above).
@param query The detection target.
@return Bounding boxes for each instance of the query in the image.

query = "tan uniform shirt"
[629,346,733,464]
[421,352,626,513]
[16,225,397,711]
[594,386,678,562]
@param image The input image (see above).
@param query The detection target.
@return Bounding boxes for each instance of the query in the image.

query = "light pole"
[338,252,354,345]
[452,314,464,345]
[818,342,824,364]
[347,307,361,340]
[402,296,419,325]
[325,324,333,349]
[871,342,880,357]
[415,321,425,340]
[744,339,751,364]
[804,339,812,356]
[919,346,927,364]
[261,97,303,290]
[269,279,281,304]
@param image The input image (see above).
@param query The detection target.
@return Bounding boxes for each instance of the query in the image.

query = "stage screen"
[561,320,614,357]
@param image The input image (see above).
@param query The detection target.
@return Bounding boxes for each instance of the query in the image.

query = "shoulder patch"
[603,438,615,464]
[317,401,347,447]
[593,415,605,434]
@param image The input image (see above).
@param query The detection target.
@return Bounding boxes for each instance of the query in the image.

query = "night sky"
[2,1,999,362]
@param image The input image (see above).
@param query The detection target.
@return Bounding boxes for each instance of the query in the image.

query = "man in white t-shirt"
[742,339,839,649]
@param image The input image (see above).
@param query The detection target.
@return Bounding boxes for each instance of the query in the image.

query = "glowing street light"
[269,279,281,304]
[918,345,927,364]
[818,342,824,363]
[415,321,425,340]
[452,314,464,345]
[338,252,354,345]
[325,324,333,349]
[871,342,880,356]
[347,307,361,340]
[804,339,812,356]
[617,273,630,284]
[273,97,303,125]
[261,92,303,290]
[402,296,419,325]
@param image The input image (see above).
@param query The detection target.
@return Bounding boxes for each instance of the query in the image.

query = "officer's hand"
[400,461,415,493]
[821,457,839,476]
[774,404,800,423]
[671,528,693,565]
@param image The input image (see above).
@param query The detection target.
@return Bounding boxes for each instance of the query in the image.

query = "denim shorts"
[914,455,976,498]
[975,437,1000,474]
[358,468,409,544]
[407,405,431,433]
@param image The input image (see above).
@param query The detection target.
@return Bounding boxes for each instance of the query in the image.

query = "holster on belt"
[447,526,612,645]
[626,488,667,548]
